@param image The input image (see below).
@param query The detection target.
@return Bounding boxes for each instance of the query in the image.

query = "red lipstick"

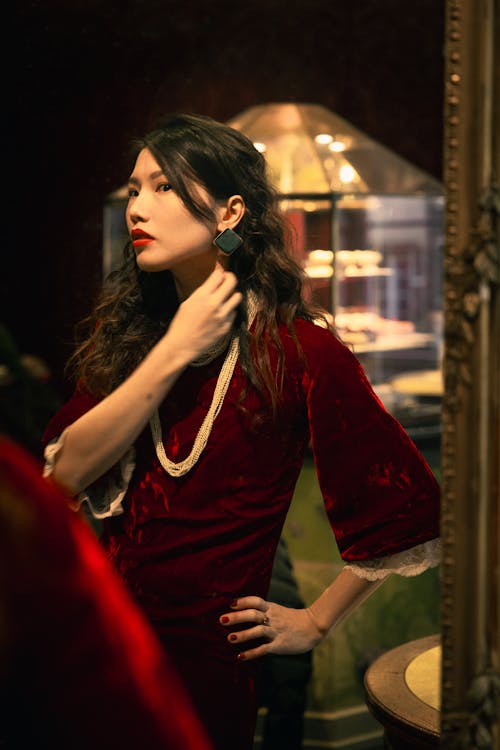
[131,228,155,248]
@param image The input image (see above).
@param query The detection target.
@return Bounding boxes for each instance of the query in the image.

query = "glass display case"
[227,104,444,442]
[227,104,443,732]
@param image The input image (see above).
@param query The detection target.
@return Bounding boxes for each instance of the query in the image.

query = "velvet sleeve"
[301,324,440,563]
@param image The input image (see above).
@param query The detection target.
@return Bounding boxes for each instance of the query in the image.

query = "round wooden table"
[364,634,441,749]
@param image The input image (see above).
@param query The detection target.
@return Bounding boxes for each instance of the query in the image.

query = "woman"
[42,113,440,750]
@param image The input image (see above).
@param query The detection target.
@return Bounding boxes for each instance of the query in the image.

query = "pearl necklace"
[149,293,258,478]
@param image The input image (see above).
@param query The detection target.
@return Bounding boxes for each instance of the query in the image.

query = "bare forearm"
[52,338,188,494]
[308,566,387,636]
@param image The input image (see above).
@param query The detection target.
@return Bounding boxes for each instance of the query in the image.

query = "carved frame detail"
[441,0,500,748]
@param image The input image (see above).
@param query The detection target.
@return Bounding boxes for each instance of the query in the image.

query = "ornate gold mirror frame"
[441,0,500,747]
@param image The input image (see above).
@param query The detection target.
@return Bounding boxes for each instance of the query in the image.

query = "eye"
[158,183,172,193]
[127,187,138,198]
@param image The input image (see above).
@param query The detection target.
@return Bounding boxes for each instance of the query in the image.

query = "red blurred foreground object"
[0,436,213,750]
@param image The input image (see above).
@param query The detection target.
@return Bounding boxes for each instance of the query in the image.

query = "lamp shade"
[227,103,442,195]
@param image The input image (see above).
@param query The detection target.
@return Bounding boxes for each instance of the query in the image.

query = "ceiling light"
[315,133,333,145]
[329,140,346,152]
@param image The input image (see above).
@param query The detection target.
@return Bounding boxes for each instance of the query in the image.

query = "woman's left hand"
[219,596,324,661]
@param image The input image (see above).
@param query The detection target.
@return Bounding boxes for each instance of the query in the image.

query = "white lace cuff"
[43,430,136,519]
[344,538,441,581]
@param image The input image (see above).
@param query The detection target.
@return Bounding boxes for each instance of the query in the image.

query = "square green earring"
[213,227,243,255]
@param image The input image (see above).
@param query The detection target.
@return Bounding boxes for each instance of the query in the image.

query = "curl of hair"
[67,114,334,418]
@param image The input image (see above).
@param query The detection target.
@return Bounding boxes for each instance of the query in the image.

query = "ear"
[216,195,246,232]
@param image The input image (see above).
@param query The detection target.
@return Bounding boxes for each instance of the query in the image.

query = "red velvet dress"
[42,319,440,750]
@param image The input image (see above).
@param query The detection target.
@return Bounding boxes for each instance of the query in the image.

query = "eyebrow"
[128,170,166,186]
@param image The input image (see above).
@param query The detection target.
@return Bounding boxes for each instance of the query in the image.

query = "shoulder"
[41,383,101,449]
[278,318,369,396]
[289,318,356,368]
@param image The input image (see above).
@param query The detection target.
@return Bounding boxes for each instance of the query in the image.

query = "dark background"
[11,0,445,399]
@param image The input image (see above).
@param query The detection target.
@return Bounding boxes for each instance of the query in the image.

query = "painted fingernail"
[229,634,237,642]
[237,653,246,661]
[230,600,238,608]
[220,616,230,624]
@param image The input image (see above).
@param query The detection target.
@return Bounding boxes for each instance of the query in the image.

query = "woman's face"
[126,148,218,274]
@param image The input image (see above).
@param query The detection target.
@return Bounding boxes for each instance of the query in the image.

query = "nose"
[127,191,150,225]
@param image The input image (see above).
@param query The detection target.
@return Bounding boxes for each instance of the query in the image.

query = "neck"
[171,254,224,301]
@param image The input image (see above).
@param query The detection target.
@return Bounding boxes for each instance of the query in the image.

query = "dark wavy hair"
[67,113,332,415]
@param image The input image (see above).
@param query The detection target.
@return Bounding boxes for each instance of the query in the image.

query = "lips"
[131,228,155,248]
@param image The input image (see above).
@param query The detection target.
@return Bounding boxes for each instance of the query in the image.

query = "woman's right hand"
[165,267,243,363]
